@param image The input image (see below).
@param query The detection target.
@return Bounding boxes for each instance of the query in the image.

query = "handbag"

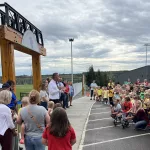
[27,106,44,131]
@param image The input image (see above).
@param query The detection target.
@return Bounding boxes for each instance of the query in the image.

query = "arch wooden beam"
[32,54,42,91]
[0,40,16,92]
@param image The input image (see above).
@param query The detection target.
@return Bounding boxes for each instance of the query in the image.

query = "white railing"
[73,82,82,97]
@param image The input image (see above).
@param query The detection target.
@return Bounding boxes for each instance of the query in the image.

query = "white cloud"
[0,0,150,75]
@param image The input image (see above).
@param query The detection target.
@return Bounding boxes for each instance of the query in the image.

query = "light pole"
[144,44,150,66]
[144,43,150,78]
[69,38,74,83]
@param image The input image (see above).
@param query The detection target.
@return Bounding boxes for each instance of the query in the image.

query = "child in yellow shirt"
[97,86,103,102]
[93,87,98,101]
[109,87,114,106]
[103,87,109,104]
[143,93,150,116]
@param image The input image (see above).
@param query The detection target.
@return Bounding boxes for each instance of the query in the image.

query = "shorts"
[103,98,108,103]
[103,98,108,101]
[70,92,74,97]
[10,107,15,110]
[50,99,60,104]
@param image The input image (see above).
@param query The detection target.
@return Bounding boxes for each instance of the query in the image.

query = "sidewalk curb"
[78,101,95,150]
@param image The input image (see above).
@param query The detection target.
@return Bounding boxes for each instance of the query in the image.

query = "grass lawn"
[16,84,33,100]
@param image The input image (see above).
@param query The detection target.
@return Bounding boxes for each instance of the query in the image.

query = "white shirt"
[40,90,48,102]
[114,104,122,112]
[48,79,60,100]
[90,83,97,90]
[0,104,15,136]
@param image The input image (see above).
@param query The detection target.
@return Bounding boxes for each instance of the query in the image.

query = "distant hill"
[0,71,128,85]
[0,74,83,85]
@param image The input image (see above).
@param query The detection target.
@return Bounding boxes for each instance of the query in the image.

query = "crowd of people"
[40,73,74,110]
[0,73,76,150]
[90,78,150,130]
[2,73,150,150]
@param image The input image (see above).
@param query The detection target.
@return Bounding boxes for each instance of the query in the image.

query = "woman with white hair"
[0,90,17,150]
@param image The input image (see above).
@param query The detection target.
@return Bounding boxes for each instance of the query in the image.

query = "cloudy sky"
[0,0,150,75]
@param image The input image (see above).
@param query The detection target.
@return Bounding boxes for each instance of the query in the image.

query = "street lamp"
[69,38,74,83]
[144,43,150,78]
[144,43,150,66]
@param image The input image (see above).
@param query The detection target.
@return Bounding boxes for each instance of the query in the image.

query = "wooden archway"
[0,3,46,92]
[0,26,46,92]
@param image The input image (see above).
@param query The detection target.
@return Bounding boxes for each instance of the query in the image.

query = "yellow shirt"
[143,98,150,109]
[103,90,109,98]
[97,89,102,96]
[94,89,97,94]
[109,89,114,97]
[131,98,135,105]
[18,108,22,114]
[108,82,114,87]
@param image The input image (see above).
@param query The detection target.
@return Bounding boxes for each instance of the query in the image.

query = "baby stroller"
[111,113,122,126]
[121,112,131,129]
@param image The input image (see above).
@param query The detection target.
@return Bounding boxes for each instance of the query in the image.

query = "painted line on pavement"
[82,133,150,147]
[90,112,110,115]
[91,107,107,109]
[86,125,115,131]
[86,122,134,131]
[91,107,110,110]
[89,117,112,122]
[92,105,103,107]
[74,96,86,100]
[91,106,104,109]
[78,101,96,150]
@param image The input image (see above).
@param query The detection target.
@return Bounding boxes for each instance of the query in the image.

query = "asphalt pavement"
[80,101,150,150]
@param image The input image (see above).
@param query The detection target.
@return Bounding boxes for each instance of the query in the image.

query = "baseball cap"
[2,83,10,89]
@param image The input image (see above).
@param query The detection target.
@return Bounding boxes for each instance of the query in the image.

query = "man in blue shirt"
[7,92,17,110]
[3,80,17,111]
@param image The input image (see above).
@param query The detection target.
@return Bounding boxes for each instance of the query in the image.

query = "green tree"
[96,69,101,86]
[86,65,95,86]
[103,72,109,86]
